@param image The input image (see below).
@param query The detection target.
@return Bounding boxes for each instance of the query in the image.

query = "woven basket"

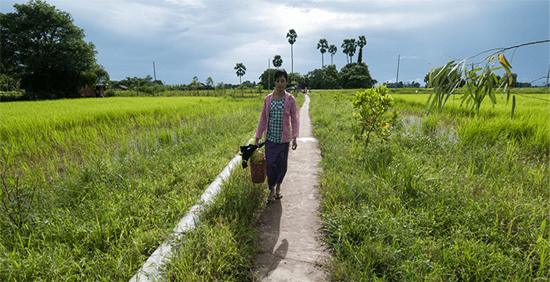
[250,159,266,183]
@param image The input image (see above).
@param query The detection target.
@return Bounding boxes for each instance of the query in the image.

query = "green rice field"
[0,96,265,280]
[309,89,549,281]
[0,89,547,281]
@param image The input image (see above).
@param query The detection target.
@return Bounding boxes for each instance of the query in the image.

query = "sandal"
[275,193,283,199]
[267,195,276,203]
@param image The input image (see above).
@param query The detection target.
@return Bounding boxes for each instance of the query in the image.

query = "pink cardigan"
[255,91,300,143]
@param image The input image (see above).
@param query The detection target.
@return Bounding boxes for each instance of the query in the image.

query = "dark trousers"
[264,140,289,190]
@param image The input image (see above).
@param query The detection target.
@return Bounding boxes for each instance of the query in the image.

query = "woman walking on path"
[255,69,299,202]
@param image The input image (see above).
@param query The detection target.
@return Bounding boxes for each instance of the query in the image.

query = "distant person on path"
[255,69,299,202]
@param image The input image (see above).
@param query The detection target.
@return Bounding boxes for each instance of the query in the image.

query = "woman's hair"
[274,69,288,81]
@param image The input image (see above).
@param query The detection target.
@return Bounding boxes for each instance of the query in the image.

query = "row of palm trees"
[318,36,367,68]
[285,30,370,73]
[234,31,367,85]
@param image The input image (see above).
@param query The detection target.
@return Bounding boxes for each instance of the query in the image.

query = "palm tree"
[234,63,246,96]
[357,35,367,64]
[286,29,297,73]
[206,76,213,96]
[273,55,283,69]
[341,39,350,64]
[342,39,357,64]
[328,44,337,66]
[234,63,246,85]
[192,75,199,96]
[317,38,329,68]
[348,39,357,63]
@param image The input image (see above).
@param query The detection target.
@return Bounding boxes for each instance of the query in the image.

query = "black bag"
[240,141,265,169]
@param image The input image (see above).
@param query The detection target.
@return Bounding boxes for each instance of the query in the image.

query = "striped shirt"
[266,96,285,143]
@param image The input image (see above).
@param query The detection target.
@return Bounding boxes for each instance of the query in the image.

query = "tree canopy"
[342,39,358,64]
[340,63,375,89]
[306,65,339,89]
[234,63,246,85]
[0,0,104,99]
[317,39,329,67]
[273,55,283,69]
[258,69,276,90]
[357,36,367,64]
[328,44,338,66]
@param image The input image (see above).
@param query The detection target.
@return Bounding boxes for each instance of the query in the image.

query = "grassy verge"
[0,96,265,280]
[310,91,549,281]
[163,168,268,281]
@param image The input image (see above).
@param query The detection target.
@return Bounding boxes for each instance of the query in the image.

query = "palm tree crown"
[286,29,297,73]
[357,35,367,64]
[234,63,246,84]
[328,44,337,66]
[317,38,329,68]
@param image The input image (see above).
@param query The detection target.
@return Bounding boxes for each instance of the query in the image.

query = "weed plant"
[310,91,549,281]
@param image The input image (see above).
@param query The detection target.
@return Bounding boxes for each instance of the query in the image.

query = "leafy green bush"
[104,89,116,97]
[352,85,399,145]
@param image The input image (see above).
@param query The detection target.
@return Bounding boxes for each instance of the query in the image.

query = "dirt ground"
[252,95,329,281]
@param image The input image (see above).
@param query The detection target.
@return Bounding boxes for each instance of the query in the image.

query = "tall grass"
[310,91,549,281]
[0,96,264,280]
[392,92,550,156]
[162,168,268,281]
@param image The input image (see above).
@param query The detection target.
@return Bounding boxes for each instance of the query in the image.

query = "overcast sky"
[2,0,549,86]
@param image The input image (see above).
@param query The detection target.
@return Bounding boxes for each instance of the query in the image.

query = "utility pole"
[153,61,157,82]
[395,54,400,92]
[268,59,271,91]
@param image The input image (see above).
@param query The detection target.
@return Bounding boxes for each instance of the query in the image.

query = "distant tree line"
[2,2,545,101]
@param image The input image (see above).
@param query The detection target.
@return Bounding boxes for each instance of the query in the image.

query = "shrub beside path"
[253,95,328,281]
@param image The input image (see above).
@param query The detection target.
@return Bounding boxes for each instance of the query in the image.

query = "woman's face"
[275,75,287,92]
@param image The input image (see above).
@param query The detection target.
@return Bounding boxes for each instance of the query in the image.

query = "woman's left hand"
[292,138,298,150]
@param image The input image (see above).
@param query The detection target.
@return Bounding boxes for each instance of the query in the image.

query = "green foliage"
[234,63,246,85]
[0,152,38,229]
[0,97,264,280]
[113,75,160,89]
[352,85,399,144]
[340,62,376,89]
[164,168,266,281]
[0,0,102,99]
[287,29,297,73]
[286,29,297,45]
[317,38,329,67]
[341,38,357,64]
[427,53,516,117]
[333,91,342,108]
[357,35,367,64]
[288,72,306,90]
[272,55,283,68]
[306,65,339,89]
[328,44,338,65]
[258,68,276,90]
[309,91,549,281]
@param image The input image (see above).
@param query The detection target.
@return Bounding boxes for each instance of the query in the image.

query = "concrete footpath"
[253,95,328,281]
